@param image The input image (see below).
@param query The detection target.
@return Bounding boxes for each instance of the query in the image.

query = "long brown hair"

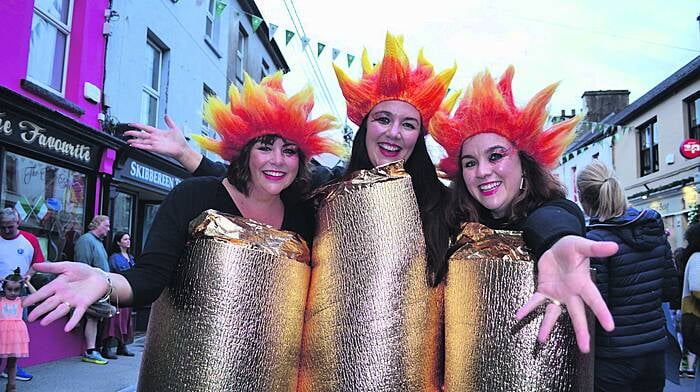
[446,151,566,232]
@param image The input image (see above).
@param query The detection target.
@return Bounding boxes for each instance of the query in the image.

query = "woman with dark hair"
[576,160,677,392]
[22,72,344,330]
[429,66,618,352]
[100,231,136,359]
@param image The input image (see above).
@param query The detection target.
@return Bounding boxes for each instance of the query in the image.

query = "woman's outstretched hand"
[124,114,189,159]
[23,262,109,332]
[515,235,618,353]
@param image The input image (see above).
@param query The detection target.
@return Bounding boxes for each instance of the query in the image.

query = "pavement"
[13,335,144,392]
[4,335,698,391]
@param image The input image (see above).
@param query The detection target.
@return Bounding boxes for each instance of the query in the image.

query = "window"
[236,26,248,84]
[639,119,659,176]
[27,0,73,94]
[261,59,270,81]
[201,85,217,157]
[140,39,163,127]
[205,0,221,48]
[1,152,87,261]
[687,92,700,140]
[571,166,577,203]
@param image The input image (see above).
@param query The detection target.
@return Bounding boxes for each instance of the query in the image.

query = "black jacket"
[587,207,678,358]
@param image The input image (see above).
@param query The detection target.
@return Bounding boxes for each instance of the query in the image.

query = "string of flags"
[228,9,360,68]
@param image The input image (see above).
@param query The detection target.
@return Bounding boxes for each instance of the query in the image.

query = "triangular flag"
[34,197,48,220]
[332,48,340,61]
[347,53,355,67]
[285,30,295,46]
[251,15,263,32]
[300,36,310,50]
[214,0,227,16]
[317,42,326,57]
[268,23,278,41]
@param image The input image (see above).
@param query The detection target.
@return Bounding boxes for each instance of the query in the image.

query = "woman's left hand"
[515,235,618,353]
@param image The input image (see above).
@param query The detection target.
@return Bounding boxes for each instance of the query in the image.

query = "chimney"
[581,90,630,123]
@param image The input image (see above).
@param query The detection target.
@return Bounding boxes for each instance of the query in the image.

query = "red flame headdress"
[429,65,580,177]
[193,72,345,161]
[333,32,457,127]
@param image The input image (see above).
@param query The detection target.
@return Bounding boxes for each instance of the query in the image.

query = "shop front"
[0,86,120,366]
[108,148,188,331]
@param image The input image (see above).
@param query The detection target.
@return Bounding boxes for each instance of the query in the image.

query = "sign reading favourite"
[0,111,95,166]
[126,159,182,191]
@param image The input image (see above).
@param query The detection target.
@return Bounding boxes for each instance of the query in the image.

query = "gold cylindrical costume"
[444,223,593,392]
[137,210,310,392]
[299,162,442,391]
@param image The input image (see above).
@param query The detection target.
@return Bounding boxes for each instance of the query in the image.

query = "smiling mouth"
[378,142,401,157]
[262,170,286,180]
[479,181,501,195]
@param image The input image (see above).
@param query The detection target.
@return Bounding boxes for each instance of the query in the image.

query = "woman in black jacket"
[577,160,678,392]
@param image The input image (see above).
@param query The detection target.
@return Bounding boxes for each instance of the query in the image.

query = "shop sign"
[123,158,182,192]
[680,138,700,159]
[0,111,95,166]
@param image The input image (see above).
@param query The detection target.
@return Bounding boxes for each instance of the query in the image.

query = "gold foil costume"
[137,210,310,392]
[444,223,593,392]
[298,162,443,391]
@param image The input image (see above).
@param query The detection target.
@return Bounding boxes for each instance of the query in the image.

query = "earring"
[519,176,525,190]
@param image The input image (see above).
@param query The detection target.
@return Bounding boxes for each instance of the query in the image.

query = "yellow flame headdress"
[333,32,457,127]
[429,66,580,176]
[193,72,345,161]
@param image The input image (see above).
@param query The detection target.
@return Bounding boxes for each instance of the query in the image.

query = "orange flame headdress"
[333,32,457,127]
[193,72,345,161]
[429,66,580,177]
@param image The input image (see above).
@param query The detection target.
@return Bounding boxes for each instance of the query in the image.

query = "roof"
[609,55,700,125]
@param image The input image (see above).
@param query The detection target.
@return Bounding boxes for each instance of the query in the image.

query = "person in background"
[101,232,135,359]
[73,215,111,365]
[679,223,700,387]
[576,160,678,392]
[0,208,41,383]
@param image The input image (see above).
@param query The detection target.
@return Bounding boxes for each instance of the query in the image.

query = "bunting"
[251,15,263,32]
[332,48,340,60]
[268,23,278,41]
[214,0,227,16]
[285,30,295,46]
[347,53,355,67]
[317,42,326,57]
[301,36,310,50]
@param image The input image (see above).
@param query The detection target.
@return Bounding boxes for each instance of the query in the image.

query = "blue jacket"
[587,208,678,358]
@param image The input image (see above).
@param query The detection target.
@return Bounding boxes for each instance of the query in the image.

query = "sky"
[255,0,700,164]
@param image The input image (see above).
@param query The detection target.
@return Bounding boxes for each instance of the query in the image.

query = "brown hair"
[226,135,310,202]
[576,160,626,221]
[446,151,566,232]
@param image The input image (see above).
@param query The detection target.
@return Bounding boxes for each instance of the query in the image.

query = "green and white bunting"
[214,0,227,16]
[285,30,295,46]
[268,23,278,41]
[251,15,263,32]
[347,54,355,67]
[317,42,326,57]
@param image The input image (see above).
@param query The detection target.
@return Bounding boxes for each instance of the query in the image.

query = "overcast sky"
[255,1,699,163]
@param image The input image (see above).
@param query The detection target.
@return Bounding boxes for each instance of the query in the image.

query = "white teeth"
[378,143,401,152]
[479,182,500,191]
[263,171,284,177]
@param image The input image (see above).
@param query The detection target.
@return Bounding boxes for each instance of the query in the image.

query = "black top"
[587,207,678,358]
[122,176,314,307]
[480,198,586,261]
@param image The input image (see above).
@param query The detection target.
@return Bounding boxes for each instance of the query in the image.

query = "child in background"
[0,268,30,392]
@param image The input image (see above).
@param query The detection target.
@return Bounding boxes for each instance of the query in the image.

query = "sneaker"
[82,351,108,365]
[688,371,696,379]
[0,367,32,381]
[15,367,32,381]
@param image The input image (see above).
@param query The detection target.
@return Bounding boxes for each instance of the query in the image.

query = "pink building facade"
[0,0,120,366]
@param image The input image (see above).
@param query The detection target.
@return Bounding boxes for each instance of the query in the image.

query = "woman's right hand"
[23,262,109,332]
[124,115,204,173]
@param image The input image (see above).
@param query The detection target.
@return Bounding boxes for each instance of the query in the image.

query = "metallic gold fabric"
[444,223,593,392]
[137,210,310,392]
[299,161,442,391]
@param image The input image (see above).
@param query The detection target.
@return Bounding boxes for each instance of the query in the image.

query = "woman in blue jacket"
[577,160,678,392]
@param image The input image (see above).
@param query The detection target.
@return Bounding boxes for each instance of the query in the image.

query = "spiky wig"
[333,32,457,126]
[429,65,580,177]
[192,71,345,161]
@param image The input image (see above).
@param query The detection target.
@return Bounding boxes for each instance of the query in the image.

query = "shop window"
[142,203,160,251]
[141,37,166,127]
[1,152,87,261]
[236,25,248,84]
[638,118,659,177]
[27,0,73,94]
[686,92,700,140]
[111,192,133,236]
